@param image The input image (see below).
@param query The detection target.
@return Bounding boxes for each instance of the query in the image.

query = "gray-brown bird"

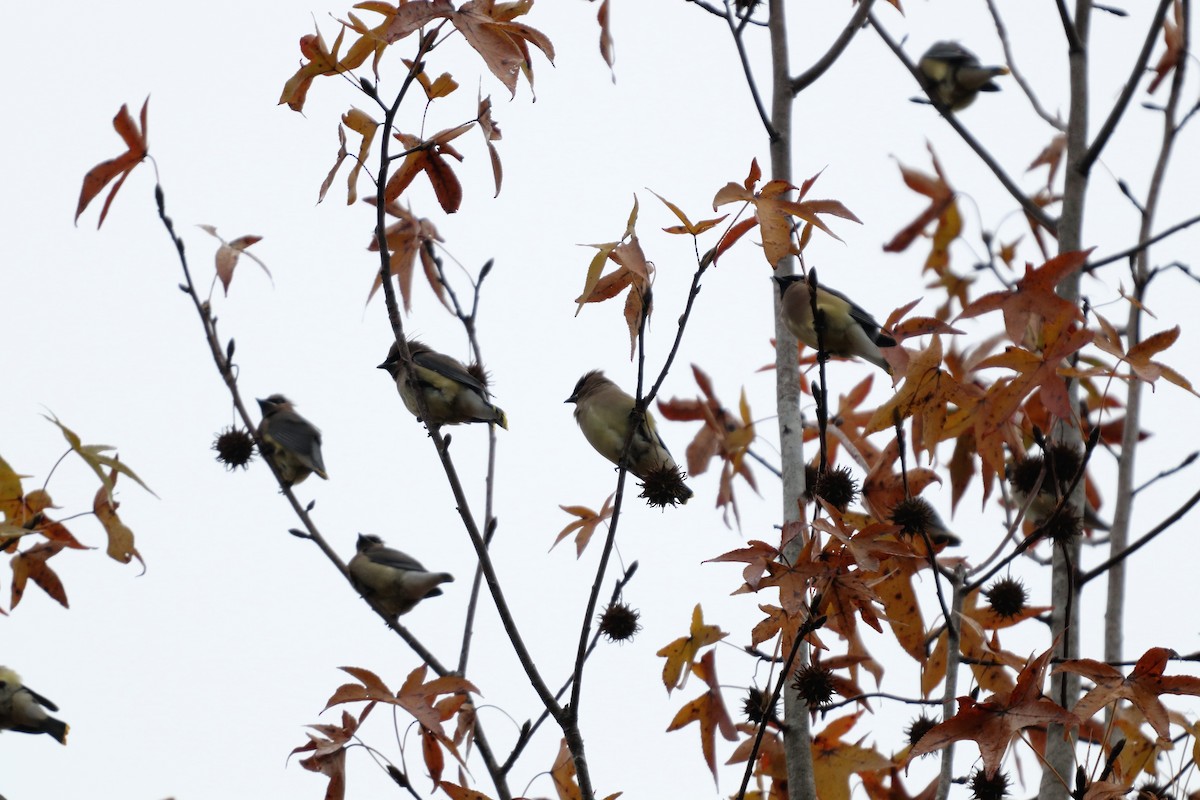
[566,370,693,503]
[918,41,1009,111]
[256,394,328,486]
[348,533,454,619]
[0,667,68,744]
[378,340,507,429]
[773,274,896,373]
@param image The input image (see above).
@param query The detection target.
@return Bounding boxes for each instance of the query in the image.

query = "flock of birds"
[2,41,1012,745]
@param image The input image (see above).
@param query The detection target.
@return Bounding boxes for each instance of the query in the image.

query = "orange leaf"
[656,604,728,692]
[76,98,149,228]
[11,540,68,609]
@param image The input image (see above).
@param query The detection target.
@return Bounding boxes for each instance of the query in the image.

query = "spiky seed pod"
[742,688,779,726]
[792,664,836,711]
[639,464,692,508]
[598,602,641,643]
[905,714,939,750]
[814,465,858,512]
[969,768,1010,800]
[985,577,1029,619]
[213,426,256,470]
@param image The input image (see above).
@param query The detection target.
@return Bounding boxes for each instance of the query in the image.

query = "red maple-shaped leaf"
[1056,647,1200,741]
[365,200,446,309]
[909,643,1078,775]
[957,250,1092,347]
[76,99,149,228]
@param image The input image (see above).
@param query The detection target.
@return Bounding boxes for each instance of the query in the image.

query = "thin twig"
[1081,487,1200,585]
[985,0,1066,130]
[1084,212,1200,271]
[790,0,876,95]
[1080,0,1175,174]
[723,0,778,142]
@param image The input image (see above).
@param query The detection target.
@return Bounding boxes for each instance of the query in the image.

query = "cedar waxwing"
[0,667,68,744]
[773,274,896,373]
[256,394,328,486]
[918,41,1009,111]
[378,340,508,429]
[1008,465,1111,532]
[348,533,454,619]
[566,371,693,503]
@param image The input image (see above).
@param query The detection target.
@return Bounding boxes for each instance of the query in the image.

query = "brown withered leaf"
[713,159,860,268]
[93,468,143,567]
[1026,134,1067,189]
[365,200,446,309]
[909,642,1077,775]
[279,26,361,112]
[666,650,738,784]
[11,540,68,610]
[289,707,372,800]
[477,93,503,197]
[1147,0,1184,93]
[1057,647,1200,741]
[76,99,149,228]
[384,0,555,97]
[596,0,615,79]
[439,782,497,800]
[553,494,614,557]
[882,148,954,257]
[385,127,470,213]
[957,250,1091,348]
[198,225,271,296]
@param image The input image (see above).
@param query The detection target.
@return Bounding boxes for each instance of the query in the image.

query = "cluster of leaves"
[0,417,150,613]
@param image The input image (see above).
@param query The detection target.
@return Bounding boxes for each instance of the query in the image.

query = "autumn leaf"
[712,159,860,268]
[76,98,149,228]
[197,225,271,295]
[595,0,615,79]
[477,93,503,197]
[1057,647,1200,741]
[957,250,1091,348]
[439,782,496,800]
[365,200,446,309]
[909,643,1078,775]
[657,365,758,526]
[384,0,555,97]
[290,707,371,800]
[882,148,955,264]
[1027,134,1067,189]
[279,26,353,112]
[1147,0,1183,93]
[11,540,68,610]
[652,190,727,236]
[811,712,891,800]
[553,494,614,557]
[92,468,143,567]
[42,414,154,500]
[550,738,583,800]
[385,126,471,212]
[574,199,654,357]
[656,604,728,692]
[666,650,737,783]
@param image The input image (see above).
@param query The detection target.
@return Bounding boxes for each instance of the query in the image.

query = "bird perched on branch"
[256,394,328,486]
[348,534,454,619]
[918,41,1009,111]
[378,340,508,429]
[566,371,693,505]
[0,667,69,744]
[773,273,896,373]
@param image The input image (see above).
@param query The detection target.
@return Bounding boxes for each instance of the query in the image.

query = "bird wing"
[821,285,887,339]
[413,350,489,394]
[923,41,978,67]
[369,547,428,573]
[269,415,327,473]
[22,686,58,712]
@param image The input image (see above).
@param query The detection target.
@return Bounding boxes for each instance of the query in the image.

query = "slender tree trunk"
[765,3,817,800]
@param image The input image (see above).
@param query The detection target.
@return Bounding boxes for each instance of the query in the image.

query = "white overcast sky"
[3,1,1200,798]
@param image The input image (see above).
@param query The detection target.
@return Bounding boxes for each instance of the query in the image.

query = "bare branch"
[985,0,1066,130]
[790,0,876,95]
[1081,0,1175,173]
